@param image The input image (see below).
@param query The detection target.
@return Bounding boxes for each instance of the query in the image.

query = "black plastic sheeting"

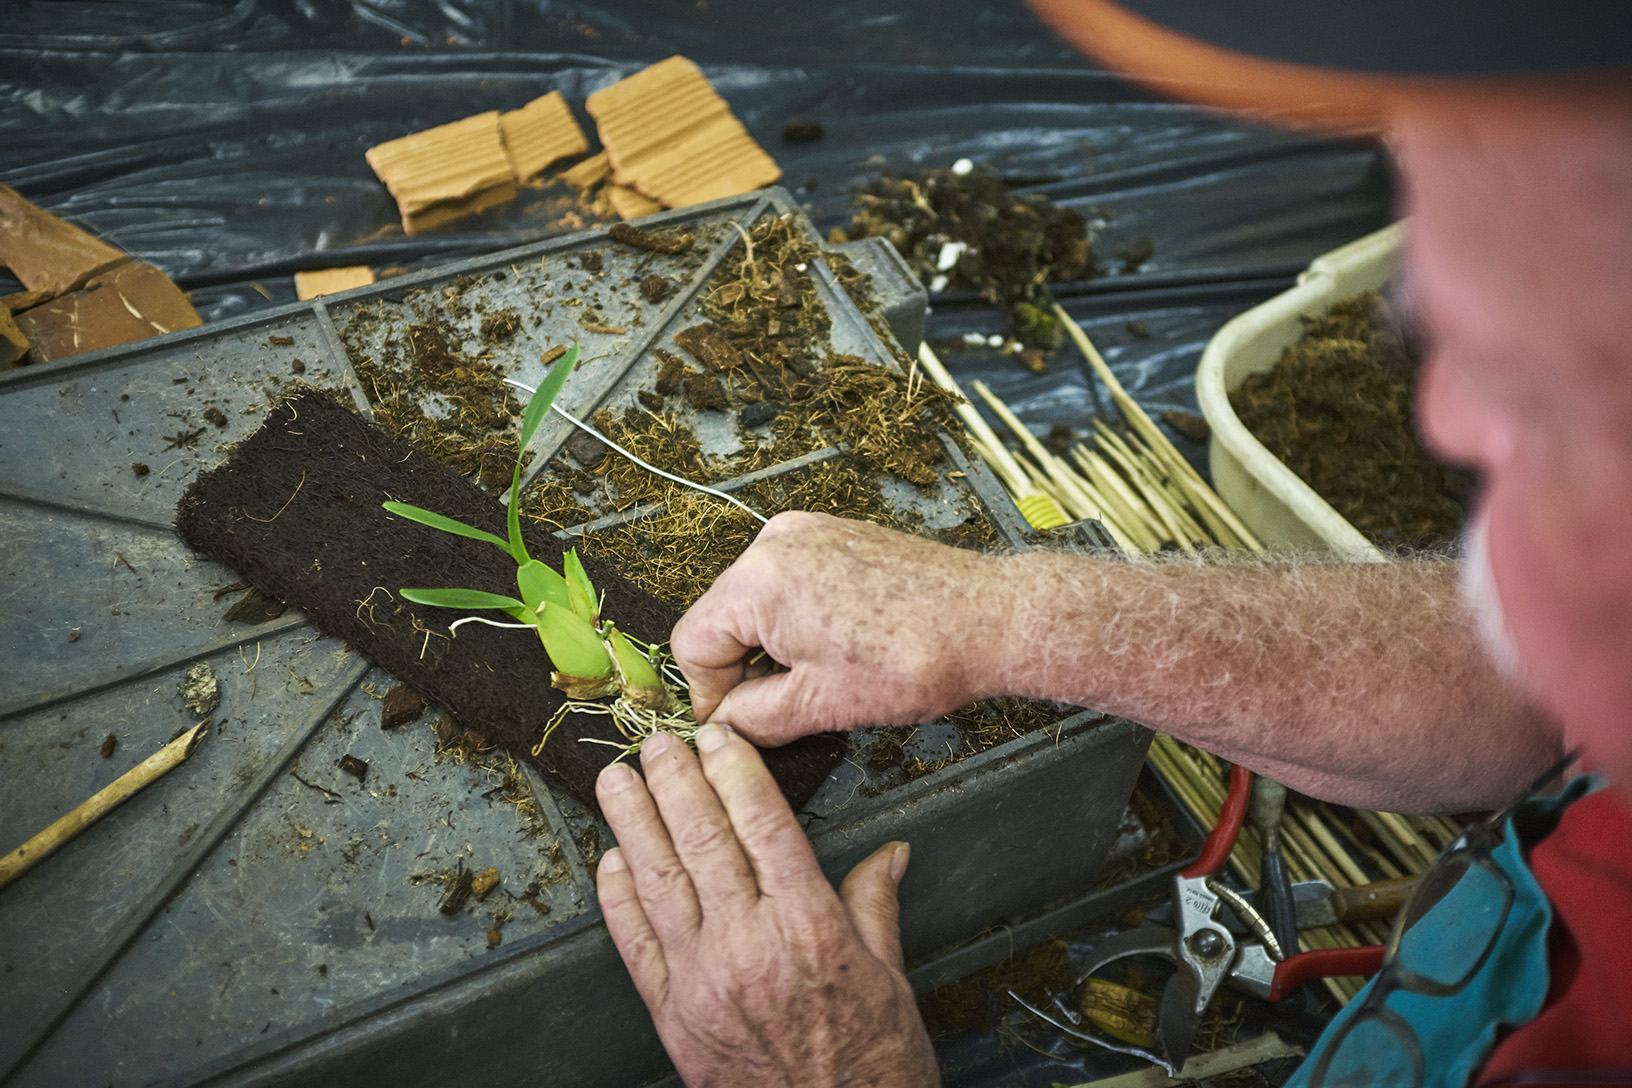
[1,0,1393,445]
[1,5,1390,1084]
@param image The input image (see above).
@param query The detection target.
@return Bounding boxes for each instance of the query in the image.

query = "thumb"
[839,841,910,972]
[710,671,814,746]
[671,608,754,726]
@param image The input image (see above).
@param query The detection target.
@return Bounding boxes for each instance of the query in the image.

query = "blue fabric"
[1285,777,1595,1088]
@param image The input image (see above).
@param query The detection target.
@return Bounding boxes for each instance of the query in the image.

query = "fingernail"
[889,841,911,884]
[641,732,677,760]
[598,847,626,874]
[696,722,732,753]
[598,762,636,792]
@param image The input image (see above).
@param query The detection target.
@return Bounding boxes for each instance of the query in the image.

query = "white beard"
[1460,514,1526,683]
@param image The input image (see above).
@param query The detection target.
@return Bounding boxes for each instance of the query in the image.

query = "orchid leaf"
[562,548,598,624]
[516,559,572,614]
[536,600,613,679]
[606,624,662,692]
[519,342,578,451]
[384,502,510,553]
[400,587,526,611]
[506,342,580,564]
[506,466,527,565]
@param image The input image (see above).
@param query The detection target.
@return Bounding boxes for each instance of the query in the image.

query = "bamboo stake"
[1064,314,1253,554]
[1146,744,1212,825]
[0,722,209,891]
[1093,425,1214,545]
[923,347,1036,481]
[967,435,1028,495]
[1278,822,1328,884]
[1417,814,1467,848]
[1090,438,1199,554]
[1078,447,1176,548]
[1316,801,1409,881]
[1291,803,1370,887]
[1332,829,1407,881]
[1053,303,1264,551]
[1344,805,1419,868]
[920,344,1071,530]
[1352,809,1429,875]
[970,380,1106,516]
[1167,468,1251,551]
[1073,450,1168,550]
[1376,810,1439,869]
[1103,421,1250,555]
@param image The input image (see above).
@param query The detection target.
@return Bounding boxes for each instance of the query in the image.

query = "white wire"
[505,378,769,524]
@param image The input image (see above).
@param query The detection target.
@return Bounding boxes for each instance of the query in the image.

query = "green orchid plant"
[382,344,691,757]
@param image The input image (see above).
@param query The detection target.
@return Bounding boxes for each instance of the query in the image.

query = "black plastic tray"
[0,191,1149,1087]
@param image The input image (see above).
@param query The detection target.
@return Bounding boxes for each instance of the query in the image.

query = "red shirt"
[1478,788,1632,1084]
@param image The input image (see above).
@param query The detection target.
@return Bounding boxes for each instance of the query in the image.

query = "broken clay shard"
[586,56,780,210]
[0,184,126,297]
[365,113,517,234]
[500,92,590,183]
[15,261,201,363]
[294,266,376,301]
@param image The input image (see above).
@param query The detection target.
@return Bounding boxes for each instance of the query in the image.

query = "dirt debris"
[606,222,694,255]
[836,163,1097,350]
[340,283,525,489]
[639,275,674,303]
[380,685,429,731]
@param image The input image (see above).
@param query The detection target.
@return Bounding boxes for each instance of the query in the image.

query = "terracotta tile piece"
[561,150,612,191]
[606,184,664,221]
[0,306,28,369]
[294,266,377,300]
[586,55,780,209]
[365,112,517,234]
[0,185,126,297]
[500,92,590,182]
[2,288,53,314]
[16,261,202,362]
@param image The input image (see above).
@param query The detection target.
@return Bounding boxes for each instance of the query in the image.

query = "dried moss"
[568,453,997,610]
[527,211,970,515]
[341,288,524,488]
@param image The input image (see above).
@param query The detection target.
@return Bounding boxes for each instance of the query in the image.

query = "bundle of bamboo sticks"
[920,306,1466,1004]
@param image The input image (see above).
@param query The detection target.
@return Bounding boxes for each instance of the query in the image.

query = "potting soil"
[1230,292,1474,550]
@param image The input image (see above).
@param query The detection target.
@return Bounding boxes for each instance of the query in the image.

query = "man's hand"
[671,511,1012,744]
[595,724,940,1088]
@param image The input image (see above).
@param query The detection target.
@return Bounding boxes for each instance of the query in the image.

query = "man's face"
[1400,102,1632,790]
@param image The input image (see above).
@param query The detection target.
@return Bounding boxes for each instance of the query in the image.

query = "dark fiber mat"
[175,390,846,813]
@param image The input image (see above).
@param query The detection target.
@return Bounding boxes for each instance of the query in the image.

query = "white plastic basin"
[1195,223,1404,561]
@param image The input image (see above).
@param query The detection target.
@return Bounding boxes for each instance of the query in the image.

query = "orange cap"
[1027,0,1632,133]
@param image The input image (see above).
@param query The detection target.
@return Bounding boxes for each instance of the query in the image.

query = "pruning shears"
[1068,765,1410,1073]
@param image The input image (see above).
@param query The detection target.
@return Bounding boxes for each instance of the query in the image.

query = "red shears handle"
[1182,763,1253,879]
[1267,945,1387,1001]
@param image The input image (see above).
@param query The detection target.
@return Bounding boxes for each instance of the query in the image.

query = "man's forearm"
[998,553,1561,812]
